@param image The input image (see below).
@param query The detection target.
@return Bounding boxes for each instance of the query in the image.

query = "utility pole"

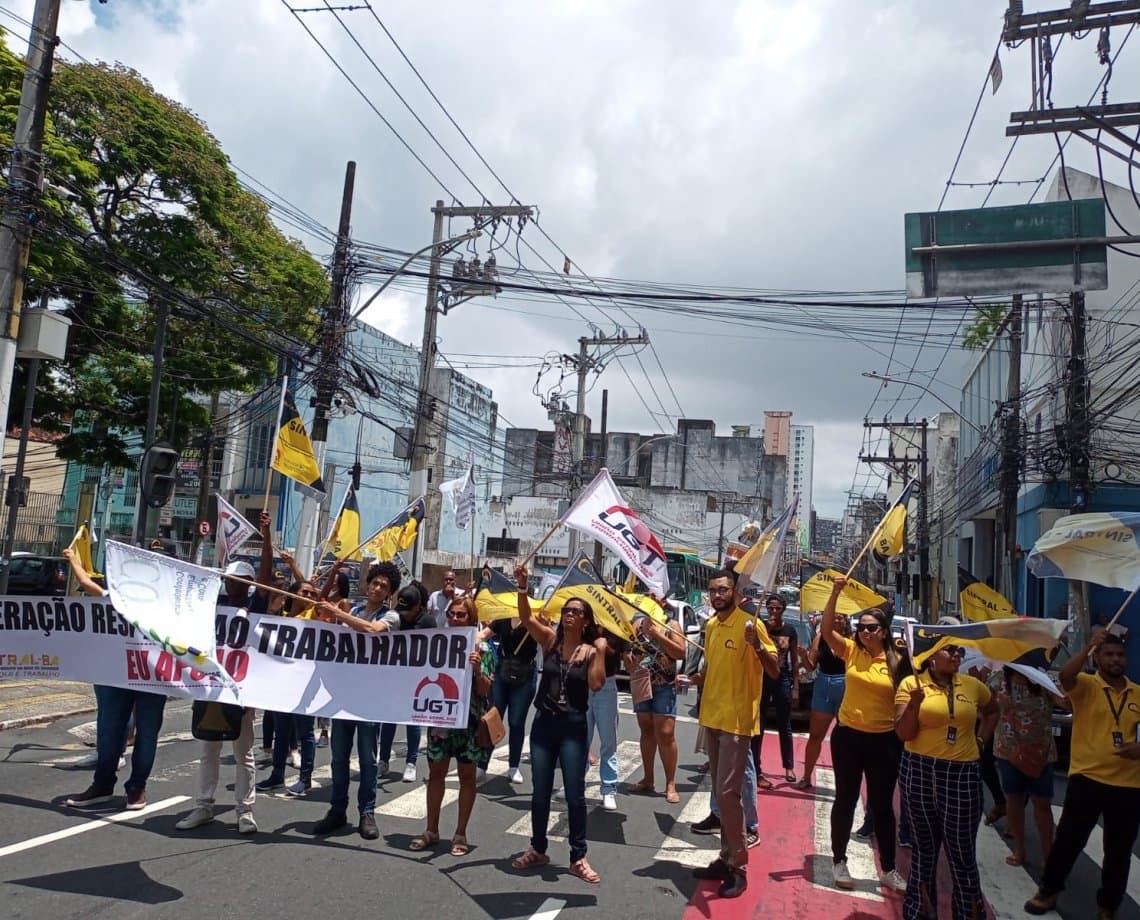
[408,201,533,577]
[0,0,61,474]
[1068,290,1092,644]
[565,329,649,558]
[297,161,354,576]
[999,296,1023,598]
[133,297,170,547]
[592,388,608,572]
[191,390,221,565]
[918,418,930,622]
[714,493,754,566]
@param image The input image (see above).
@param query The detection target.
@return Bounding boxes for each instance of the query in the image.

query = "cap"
[394,585,421,611]
[224,561,256,580]
[147,537,178,558]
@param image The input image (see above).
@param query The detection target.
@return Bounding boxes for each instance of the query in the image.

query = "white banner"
[0,597,475,725]
[440,466,476,530]
[561,468,669,596]
[216,493,258,564]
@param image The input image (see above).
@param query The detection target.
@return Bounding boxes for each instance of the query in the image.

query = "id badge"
[946,725,958,744]
[1113,731,1124,748]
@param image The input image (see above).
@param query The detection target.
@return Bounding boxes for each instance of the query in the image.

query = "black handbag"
[497,655,533,687]
[191,700,245,742]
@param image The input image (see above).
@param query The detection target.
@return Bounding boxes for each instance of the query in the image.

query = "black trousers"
[830,723,901,871]
[978,737,1005,808]
[758,673,794,771]
[1041,773,1140,912]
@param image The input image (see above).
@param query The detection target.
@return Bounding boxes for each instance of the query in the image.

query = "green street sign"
[905,198,1107,298]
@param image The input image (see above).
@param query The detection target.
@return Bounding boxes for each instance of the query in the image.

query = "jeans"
[492,670,537,769]
[272,714,316,781]
[586,676,619,796]
[378,722,421,766]
[759,673,794,771]
[330,719,379,816]
[710,737,758,832]
[197,708,256,815]
[830,724,900,871]
[1040,774,1140,912]
[529,710,589,861]
[93,685,167,793]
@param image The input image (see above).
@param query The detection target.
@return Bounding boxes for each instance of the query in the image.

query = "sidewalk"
[0,679,96,730]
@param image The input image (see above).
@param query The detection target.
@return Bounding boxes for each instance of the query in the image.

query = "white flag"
[215,494,257,564]
[440,465,476,531]
[734,495,798,594]
[561,468,669,596]
[105,540,236,692]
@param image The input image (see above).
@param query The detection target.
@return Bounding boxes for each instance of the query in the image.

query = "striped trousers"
[899,751,987,920]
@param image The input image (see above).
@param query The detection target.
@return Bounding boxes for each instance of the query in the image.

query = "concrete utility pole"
[999,296,1023,598]
[296,161,355,577]
[191,390,221,565]
[407,201,533,577]
[0,0,61,474]
[565,329,649,558]
[133,298,170,547]
[591,388,609,573]
[1068,290,1092,644]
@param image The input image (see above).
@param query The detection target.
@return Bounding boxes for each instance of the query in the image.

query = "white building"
[789,424,814,559]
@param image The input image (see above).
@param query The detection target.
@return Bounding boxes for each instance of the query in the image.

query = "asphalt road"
[0,690,1133,920]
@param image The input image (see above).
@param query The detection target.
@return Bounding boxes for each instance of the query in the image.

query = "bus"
[616,548,717,610]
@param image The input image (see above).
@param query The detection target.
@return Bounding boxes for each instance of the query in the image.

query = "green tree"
[961,304,1009,350]
[0,35,329,466]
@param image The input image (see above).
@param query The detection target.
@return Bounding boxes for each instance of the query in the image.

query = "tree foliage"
[0,35,329,466]
[961,304,1009,351]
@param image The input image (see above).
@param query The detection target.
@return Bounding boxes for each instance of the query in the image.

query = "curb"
[0,706,97,732]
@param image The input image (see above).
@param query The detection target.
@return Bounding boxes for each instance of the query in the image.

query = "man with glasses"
[692,569,778,899]
[428,570,458,626]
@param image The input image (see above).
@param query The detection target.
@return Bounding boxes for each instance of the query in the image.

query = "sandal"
[793,778,814,791]
[757,774,774,790]
[630,777,656,795]
[666,789,681,804]
[569,858,600,884]
[785,771,796,783]
[984,804,1006,826]
[1005,852,1025,867]
[450,835,470,857]
[696,761,711,774]
[512,847,551,870]
[409,831,440,851]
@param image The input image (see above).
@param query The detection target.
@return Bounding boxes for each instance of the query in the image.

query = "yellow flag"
[69,524,100,578]
[870,481,914,565]
[473,566,520,623]
[365,498,426,562]
[800,565,887,614]
[328,489,362,562]
[540,553,639,642]
[271,391,326,499]
[957,566,1017,622]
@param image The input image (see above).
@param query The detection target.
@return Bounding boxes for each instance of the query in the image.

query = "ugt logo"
[596,505,665,567]
[412,673,461,720]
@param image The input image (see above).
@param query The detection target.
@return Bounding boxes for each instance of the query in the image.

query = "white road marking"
[811,767,883,902]
[0,795,190,859]
[652,787,715,868]
[378,745,513,820]
[527,897,566,920]
[976,821,1043,918]
[1053,803,1140,909]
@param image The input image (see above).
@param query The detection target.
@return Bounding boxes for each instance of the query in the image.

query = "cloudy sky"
[7,0,1140,518]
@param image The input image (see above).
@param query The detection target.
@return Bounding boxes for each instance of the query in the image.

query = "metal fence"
[11,490,70,554]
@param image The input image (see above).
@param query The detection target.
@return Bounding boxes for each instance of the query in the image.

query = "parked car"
[2,555,68,595]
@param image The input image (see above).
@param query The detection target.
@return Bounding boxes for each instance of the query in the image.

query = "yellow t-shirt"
[1068,672,1140,789]
[836,636,896,733]
[699,608,763,736]
[895,673,991,761]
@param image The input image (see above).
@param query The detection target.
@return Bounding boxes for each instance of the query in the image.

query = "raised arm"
[515,564,556,651]
[280,549,305,587]
[1058,629,1103,692]
[640,616,687,660]
[821,577,850,658]
[63,547,106,597]
[255,510,274,595]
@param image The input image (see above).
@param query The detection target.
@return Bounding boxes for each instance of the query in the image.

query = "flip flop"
[793,778,813,791]
[757,775,774,790]
[409,831,440,851]
[450,835,470,857]
[784,771,797,783]
[666,789,681,804]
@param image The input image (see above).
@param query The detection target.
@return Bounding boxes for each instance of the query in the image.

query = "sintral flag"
[215,493,257,564]
[539,552,641,642]
[365,497,426,562]
[870,480,915,566]
[800,562,887,615]
[905,617,1069,670]
[735,495,799,594]
[561,468,669,596]
[68,523,100,578]
[473,565,520,623]
[1026,511,1140,591]
[957,565,1017,622]
[271,389,326,500]
[328,487,362,561]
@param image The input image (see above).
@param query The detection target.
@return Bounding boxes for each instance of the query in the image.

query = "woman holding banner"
[510,565,607,885]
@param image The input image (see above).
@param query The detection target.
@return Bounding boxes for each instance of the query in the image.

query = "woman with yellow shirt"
[821,577,909,893]
[895,643,998,920]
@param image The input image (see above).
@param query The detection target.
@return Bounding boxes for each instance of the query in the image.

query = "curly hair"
[366,561,401,593]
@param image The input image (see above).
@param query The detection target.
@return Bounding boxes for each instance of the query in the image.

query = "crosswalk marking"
[652,787,714,868]
[809,767,883,902]
[1053,803,1140,909]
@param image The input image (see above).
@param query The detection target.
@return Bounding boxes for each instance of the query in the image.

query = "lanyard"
[1103,687,1132,727]
[929,676,955,721]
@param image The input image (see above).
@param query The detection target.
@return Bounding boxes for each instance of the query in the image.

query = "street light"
[348,229,481,324]
[861,371,996,442]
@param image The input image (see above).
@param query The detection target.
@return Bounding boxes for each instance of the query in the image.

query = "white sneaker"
[602,793,617,811]
[508,767,524,784]
[73,750,98,767]
[833,859,855,890]
[175,806,215,830]
[402,762,417,783]
[117,755,126,770]
[879,868,907,892]
[288,750,301,769]
[237,813,258,835]
[553,787,565,800]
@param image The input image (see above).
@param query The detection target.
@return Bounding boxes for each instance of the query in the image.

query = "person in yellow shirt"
[820,576,910,893]
[1026,631,1140,919]
[895,644,997,919]
[691,568,778,900]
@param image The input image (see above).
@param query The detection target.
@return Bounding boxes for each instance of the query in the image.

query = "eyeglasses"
[446,609,467,619]
[562,605,586,616]
[708,586,734,595]
[940,645,966,658]
[854,623,882,634]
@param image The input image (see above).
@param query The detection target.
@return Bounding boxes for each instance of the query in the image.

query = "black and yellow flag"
[870,480,914,565]
[365,497,426,561]
[473,565,520,623]
[68,524,100,578]
[271,392,326,500]
[329,488,362,561]
[541,552,640,642]
[906,618,1068,670]
[957,566,1016,622]
[800,562,887,615]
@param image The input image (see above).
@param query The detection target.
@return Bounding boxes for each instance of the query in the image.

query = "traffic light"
[140,443,179,509]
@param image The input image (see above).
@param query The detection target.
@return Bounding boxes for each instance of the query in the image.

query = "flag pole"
[264,376,287,513]
[1106,585,1140,631]
[845,481,912,579]
[520,519,563,568]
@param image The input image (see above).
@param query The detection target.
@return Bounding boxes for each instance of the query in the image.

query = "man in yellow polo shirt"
[692,568,778,899]
[1026,631,1140,919]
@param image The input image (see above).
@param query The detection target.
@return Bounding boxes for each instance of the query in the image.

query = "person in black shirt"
[487,615,540,786]
[509,565,607,885]
[757,595,798,785]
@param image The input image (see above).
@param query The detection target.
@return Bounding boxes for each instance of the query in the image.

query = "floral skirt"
[427,726,490,767]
